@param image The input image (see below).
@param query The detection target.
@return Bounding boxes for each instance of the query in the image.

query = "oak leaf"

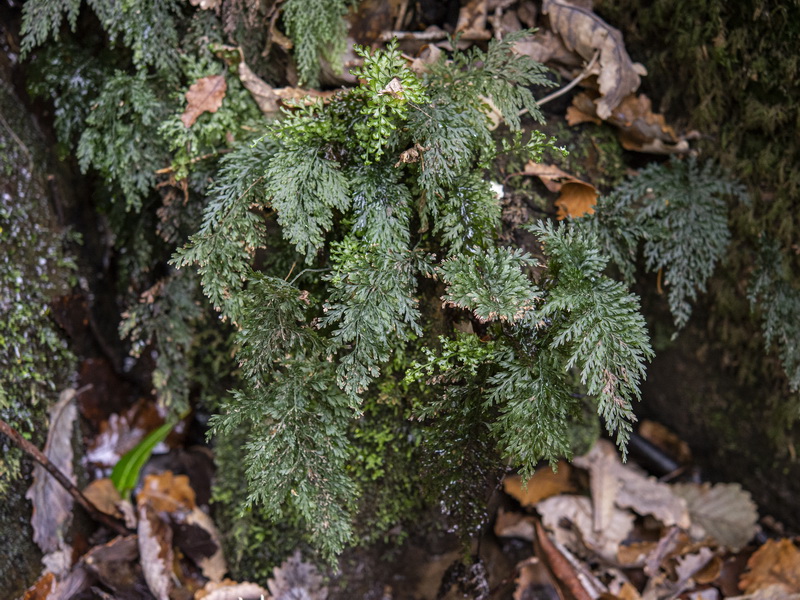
[671,482,758,551]
[739,539,800,595]
[181,74,227,128]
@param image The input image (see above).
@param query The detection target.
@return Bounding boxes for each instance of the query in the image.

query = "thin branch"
[521,49,601,116]
[0,417,131,537]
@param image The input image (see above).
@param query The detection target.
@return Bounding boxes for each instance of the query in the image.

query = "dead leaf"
[494,509,537,541]
[739,539,800,595]
[137,470,197,514]
[537,495,634,561]
[521,161,577,192]
[671,482,758,551]
[617,541,659,567]
[570,91,692,154]
[268,551,327,600]
[82,535,143,597]
[574,440,690,530]
[513,557,558,600]
[138,503,174,600]
[82,478,124,518]
[238,59,333,114]
[26,389,77,555]
[174,507,227,582]
[555,181,598,219]
[503,461,576,506]
[197,579,272,600]
[457,0,488,35]
[181,74,227,128]
[543,0,646,119]
[23,572,56,600]
[409,44,443,74]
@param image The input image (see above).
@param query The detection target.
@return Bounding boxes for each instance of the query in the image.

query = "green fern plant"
[173,34,653,559]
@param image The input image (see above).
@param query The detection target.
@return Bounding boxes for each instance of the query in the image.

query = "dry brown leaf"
[574,440,690,530]
[617,541,659,567]
[138,503,174,600]
[268,551,327,600]
[82,535,142,597]
[197,579,272,600]
[739,539,800,595]
[615,581,644,600]
[537,495,634,561]
[82,477,123,518]
[522,161,576,192]
[137,470,197,514]
[238,60,333,114]
[409,44,443,74]
[555,181,598,219]
[23,572,56,600]
[494,509,537,541]
[566,103,602,126]
[181,75,227,128]
[513,557,557,600]
[457,0,488,34]
[503,461,576,506]
[26,389,77,555]
[570,91,692,154]
[543,0,645,119]
[671,482,758,551]
[176,507,228,582]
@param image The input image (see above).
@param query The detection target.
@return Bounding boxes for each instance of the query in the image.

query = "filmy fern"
[586,157,749,328]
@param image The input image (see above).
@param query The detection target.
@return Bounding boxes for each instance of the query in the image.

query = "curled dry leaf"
[513,557,558,600]
[238,60,334,114]
[456,0,488,35]
[82,477,123,518]
[574,440,690,530]
[569,91,693,154]
[175,507,228,582]
[671,482,758,551]
[503,460,576,507]
[26,389,77,555]
[536,495,634,561]
[138,503,174,600]
[739,539,800,595]
[137,470,197,513]
[543,0,646,119]
[494,508,537,541]
[519,161,599,219]
[181,74,227,128]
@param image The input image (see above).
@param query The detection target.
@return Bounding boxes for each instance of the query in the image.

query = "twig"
[155,149,233,175]
[521,49,601,116]
[0,417,131,537]
[534,520,593,600]
[380,29,492,42]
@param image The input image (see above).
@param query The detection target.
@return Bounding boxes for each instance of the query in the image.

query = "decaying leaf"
[574,440,690,530]
[238,59,333,114]
[542,0,646,119]
[26,389,77,555]
[555,181,598,219]
[513,557,558,600]
[175,507,227,582]
[519,161,599,219]
[82,535,143,597]
[82,478,124,518]
[638,419,692,465]
[456,0,488,35]
[739,539,800,595]
[569,91,693,154]
[503,461,576,506]
[181,74,227,128]
[138,503,174,600]
[494,509,537,541]
[23,572,56,600]
[671,482,758,551]
[197,579,272,600]
[537,495,634,561]
[137,470,197,513]
[268,551,327,600]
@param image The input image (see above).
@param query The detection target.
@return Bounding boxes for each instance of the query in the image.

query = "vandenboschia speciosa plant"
[172,36,653,559]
